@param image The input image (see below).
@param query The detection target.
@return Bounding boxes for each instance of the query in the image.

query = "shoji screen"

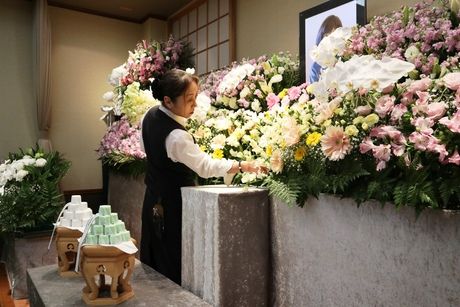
[169,0,235,75]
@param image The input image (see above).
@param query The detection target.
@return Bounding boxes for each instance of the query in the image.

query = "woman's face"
[166,81,199,118]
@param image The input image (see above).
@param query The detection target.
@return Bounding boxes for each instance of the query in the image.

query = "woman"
[140,69,265,284]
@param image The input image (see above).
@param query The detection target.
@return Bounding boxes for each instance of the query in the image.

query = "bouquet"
[0,147,70,233]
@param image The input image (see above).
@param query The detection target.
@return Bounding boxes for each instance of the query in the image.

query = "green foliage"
[101,155,146,177]
[0,147,71,233]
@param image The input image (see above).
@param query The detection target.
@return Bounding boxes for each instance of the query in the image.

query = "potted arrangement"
[0,146,70,298]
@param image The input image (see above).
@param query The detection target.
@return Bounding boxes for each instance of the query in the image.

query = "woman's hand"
[240,161,269,174]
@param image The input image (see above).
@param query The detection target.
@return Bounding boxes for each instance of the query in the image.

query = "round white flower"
[251,99,262,112]
[210,134,227,150]
[35,158,47,167]
[14,169,29,182]
[102,91,114,101]
[404,45,421,63]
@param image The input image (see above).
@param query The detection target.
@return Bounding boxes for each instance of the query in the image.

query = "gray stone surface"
[1,232,57,299]
[108,171,145,254]
[27,260,211,307]
[182,185,270,307]
[271,194,460,307]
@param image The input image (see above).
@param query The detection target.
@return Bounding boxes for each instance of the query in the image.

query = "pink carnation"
[266,93,280,109]
[425,102,447,121]
[288,86,301,100]
[390,104,408,122]
[447,150,460,165]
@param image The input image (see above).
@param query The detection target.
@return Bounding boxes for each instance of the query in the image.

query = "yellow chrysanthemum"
[306,132,322,146]
[266,145,273,157]
[278,89,288,99]
[212,149,224,159]
[294,147,307,161]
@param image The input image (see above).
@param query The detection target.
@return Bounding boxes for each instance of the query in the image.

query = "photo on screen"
[299,0,366,84]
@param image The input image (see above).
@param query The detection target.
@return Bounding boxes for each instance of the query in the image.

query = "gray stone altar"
[27,260,211,306]
[108,171,145,254]
[270,194,460,307]
[181,185,270,307]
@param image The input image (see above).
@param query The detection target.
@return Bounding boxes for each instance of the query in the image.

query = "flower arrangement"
[209,52,300,112]
[97,36,194,175]
[342,0,460,77]
[262,0,460,211]
[0,147,70,233]
[97,118,147,176]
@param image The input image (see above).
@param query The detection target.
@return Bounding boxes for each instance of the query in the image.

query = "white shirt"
[141,106,234,179]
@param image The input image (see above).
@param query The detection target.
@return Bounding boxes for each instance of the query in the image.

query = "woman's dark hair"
[151,69,199,103]
[316,15,342,45]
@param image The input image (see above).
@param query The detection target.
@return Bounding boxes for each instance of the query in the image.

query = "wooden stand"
[56,227,82,277]
[79,241,136,305]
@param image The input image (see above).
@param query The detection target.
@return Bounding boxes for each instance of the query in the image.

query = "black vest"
[142,106,196,193]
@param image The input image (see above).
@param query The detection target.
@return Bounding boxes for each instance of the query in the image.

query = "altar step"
[27,261,211,307]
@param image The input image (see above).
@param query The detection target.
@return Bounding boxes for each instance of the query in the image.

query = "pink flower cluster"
[359,72,460,169]
[344,0,460,76]
[97,118,146,160]
[121,37,192,89]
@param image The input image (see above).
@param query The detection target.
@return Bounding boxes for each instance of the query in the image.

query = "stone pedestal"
[181,185,270,307]
[107,171,145,255]
[1,232,57,299]
[271,194,460,307]
[27,260,211,307]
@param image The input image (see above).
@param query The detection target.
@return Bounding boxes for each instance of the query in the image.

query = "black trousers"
[140,186,182,285]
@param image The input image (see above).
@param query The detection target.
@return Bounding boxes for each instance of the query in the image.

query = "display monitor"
[299,0,367,84]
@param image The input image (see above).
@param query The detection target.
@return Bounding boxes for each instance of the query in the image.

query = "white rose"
[404,45,421,63]
[22,158,35,166]
[15,169,29,182]
[35,158,47,167]
[251,99,262,112]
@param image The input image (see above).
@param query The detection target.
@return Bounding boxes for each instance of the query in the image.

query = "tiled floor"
[0,263,29,307]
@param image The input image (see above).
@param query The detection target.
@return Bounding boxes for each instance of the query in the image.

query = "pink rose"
[354,105,372,116]
[443,72,460,90]
[375,95,395,118]
[425,102,447,120]
[407,78,432,93]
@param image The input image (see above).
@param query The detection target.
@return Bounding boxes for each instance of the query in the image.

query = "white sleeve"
[166,129,234,178]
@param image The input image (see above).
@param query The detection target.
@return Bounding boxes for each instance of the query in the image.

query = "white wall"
[48,7,143,191]
[235,0,420,60]
[0,0,37,160]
